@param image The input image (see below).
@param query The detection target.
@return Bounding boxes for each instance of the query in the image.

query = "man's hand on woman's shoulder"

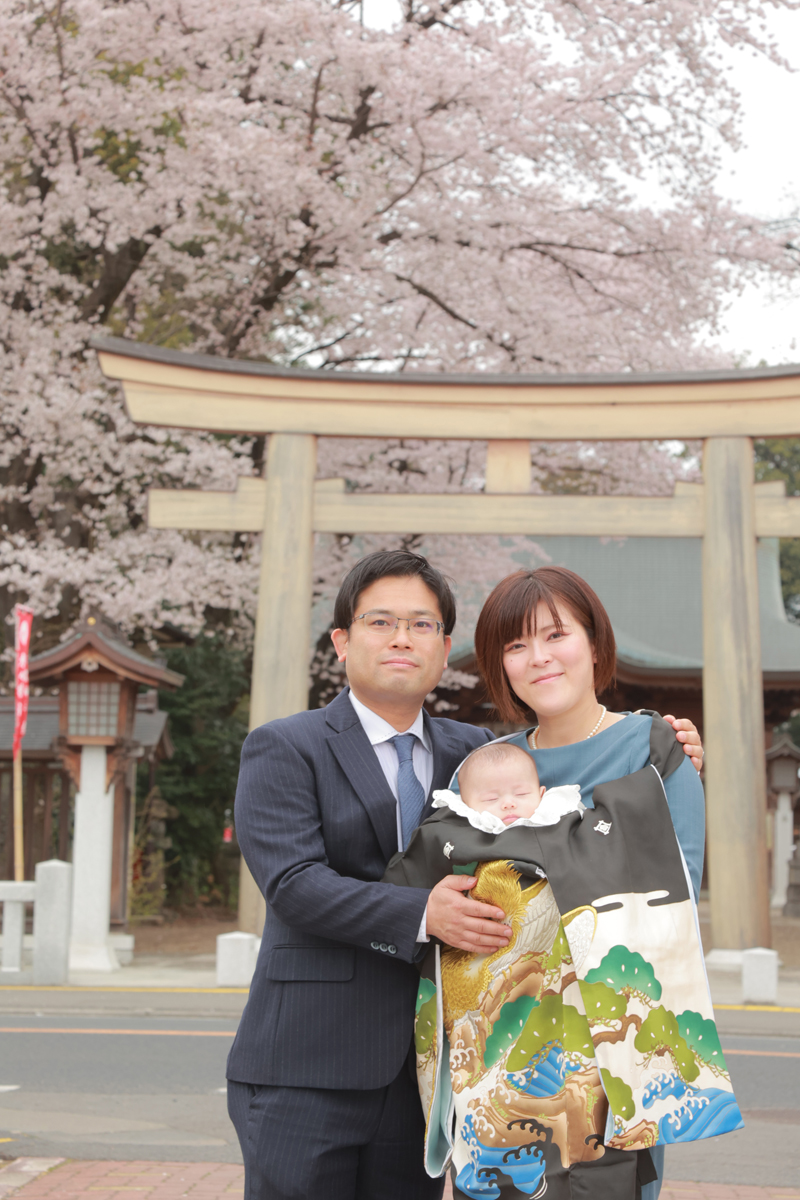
[663,715,704,774]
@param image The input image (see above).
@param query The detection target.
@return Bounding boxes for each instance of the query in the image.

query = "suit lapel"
[422,712,470,819]
[325,689,399,861]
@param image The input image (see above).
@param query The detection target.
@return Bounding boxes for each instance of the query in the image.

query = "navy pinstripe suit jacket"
[226,687,492,1090]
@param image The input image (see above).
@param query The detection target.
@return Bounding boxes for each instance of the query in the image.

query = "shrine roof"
[444,536,800,684]
[28,620,184,690]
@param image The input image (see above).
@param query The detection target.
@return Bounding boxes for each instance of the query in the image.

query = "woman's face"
[502,599,597,719]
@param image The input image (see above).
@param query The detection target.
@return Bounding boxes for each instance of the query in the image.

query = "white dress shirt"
[348,690,432,941]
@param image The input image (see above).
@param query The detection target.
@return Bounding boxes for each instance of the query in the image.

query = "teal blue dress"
[506,712,705,900]
[504,712,706,1200]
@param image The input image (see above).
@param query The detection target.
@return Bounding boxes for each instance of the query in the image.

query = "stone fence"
[0,859,72,985]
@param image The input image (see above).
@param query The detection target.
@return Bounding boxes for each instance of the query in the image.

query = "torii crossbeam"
[96,336,800,954]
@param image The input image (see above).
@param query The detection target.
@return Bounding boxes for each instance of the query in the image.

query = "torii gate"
[95,336,800,954]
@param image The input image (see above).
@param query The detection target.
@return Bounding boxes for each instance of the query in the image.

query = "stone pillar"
[1,898,25,972]
[69,745,120,971]
[217,931,259,987]
[741,946,778,1004]
[238,433,317,934]
[785,844,800,916]
[772,792,795,909]
[33,859,73,985]
[0,882,34,973]
[702,437,771,951]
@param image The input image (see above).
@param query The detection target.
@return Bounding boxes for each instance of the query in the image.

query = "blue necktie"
[392,734,426,850]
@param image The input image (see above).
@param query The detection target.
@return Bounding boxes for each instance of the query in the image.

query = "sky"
[362,1,800,367]
[714,8,800,365]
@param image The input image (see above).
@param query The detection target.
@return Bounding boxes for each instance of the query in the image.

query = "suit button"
[370,941,380,950]
[388,945,397,955]
[379,942,388,953]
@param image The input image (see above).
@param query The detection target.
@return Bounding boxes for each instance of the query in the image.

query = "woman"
[473,565,707,1200]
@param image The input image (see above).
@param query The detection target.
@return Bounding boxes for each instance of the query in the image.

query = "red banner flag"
[13,605,33,759]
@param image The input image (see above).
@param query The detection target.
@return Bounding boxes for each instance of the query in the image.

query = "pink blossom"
[1,0,796,662]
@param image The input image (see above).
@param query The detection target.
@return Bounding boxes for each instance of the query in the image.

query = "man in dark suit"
[227,550,514,1200]
[227,550,703,1200]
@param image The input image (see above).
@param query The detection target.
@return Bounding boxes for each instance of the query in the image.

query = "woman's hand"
[663,715,704,773]
[425,875,512,953]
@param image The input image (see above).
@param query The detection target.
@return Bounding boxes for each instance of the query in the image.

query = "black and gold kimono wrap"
[383,717,742,1200]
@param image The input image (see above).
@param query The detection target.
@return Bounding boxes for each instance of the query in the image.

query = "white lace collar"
[431,784,584,835]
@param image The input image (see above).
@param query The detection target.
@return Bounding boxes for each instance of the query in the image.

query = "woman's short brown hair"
[475,567,616,723]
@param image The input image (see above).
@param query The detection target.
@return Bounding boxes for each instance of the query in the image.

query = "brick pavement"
[659,1189,800,1200]
[0,1162,242,1200]
[0,1160,798,1200]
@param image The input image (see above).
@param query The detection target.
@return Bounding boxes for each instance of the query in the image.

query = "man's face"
[331,575,452,711]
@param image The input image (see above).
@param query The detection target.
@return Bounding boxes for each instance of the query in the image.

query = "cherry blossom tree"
[1,0,798,671]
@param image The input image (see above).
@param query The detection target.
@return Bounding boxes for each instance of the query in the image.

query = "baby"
[383,741,596,1194]
[457,742,545,824]
[451,740,578,829]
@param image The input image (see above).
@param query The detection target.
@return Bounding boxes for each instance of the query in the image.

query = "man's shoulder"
[245,705,334,749]
[427,715,494,749]
[244,701,492,752]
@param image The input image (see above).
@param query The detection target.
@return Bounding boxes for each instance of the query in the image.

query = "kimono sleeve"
[383,820,457,890]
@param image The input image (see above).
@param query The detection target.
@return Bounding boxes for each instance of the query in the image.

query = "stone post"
[741,946,778,1004]
[785,844,800,917]
[238,433,317,935]
[702,437,771,951]
[33,859,73,985]
[772,791,795,909]
[69,745,120,971]
[217,931,259,987]
[0,882,35,973]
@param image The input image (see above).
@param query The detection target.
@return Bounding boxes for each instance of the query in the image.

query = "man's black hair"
[333,550,457,635]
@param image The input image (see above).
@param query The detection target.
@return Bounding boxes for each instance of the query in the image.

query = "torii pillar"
[238,433,316,935]
[702,439,769,950]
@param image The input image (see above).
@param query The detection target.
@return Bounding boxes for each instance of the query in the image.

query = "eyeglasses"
[352,611,445,638]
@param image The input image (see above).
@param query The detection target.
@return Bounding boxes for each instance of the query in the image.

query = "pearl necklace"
[532,705,607,750]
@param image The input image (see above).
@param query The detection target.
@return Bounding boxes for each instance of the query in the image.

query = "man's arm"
[235,723,430,963]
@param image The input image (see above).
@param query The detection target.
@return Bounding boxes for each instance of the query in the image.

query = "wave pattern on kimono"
[385,716,743,1199]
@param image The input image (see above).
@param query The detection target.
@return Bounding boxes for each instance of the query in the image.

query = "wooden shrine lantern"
[29,618,182,970]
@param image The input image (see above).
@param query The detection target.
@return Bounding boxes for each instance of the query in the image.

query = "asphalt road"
[0,1013,798,1182]
[663,1032,800,1187]
[0,1014,241,1163]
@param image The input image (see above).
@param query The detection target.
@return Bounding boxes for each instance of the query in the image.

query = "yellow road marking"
[0,991,794,1007]
[723,1048,800,1058]
[0,987,247,994]
[0,1027,236,1037]
[716,1004,800,1014]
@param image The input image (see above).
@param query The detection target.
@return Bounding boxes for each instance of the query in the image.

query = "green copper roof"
[449,536,800,679]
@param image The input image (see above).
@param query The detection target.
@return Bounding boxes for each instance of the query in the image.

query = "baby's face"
[460,757,546,825]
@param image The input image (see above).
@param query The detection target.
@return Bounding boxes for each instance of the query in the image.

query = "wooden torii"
[95,336,800,953]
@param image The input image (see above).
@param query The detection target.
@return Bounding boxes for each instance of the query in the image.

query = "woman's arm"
[662,754,706,900]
